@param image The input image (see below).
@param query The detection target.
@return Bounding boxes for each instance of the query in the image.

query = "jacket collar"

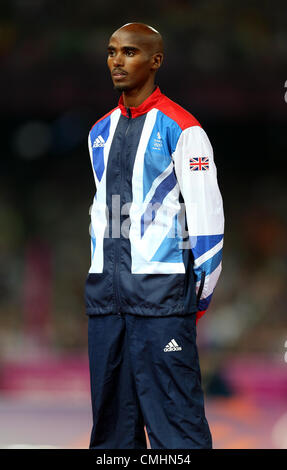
[118,86,163,118]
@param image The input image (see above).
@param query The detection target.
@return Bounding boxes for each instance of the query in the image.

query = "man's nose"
[112,52,124,67]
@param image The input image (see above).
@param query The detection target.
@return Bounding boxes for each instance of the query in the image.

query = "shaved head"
[111,22,164,56]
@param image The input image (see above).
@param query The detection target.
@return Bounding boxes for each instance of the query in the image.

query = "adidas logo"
[163,339,182,352]
[93,135,105,148]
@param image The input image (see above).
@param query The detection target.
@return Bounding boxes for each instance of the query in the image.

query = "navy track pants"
[88,313,212,449]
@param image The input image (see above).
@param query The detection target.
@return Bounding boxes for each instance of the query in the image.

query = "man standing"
[85,23,224,449]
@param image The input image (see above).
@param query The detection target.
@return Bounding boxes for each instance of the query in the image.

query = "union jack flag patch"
[189,157,209,171]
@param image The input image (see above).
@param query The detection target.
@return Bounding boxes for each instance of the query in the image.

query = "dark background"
[0,0,286,397]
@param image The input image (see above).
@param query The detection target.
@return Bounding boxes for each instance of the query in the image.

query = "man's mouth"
[112,69,128,77]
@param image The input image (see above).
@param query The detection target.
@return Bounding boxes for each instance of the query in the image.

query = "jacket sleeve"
[172,125,224,324]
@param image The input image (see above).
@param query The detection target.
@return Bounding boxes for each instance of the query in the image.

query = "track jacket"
[85,87,224,322]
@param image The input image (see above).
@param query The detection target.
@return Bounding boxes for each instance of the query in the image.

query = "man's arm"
[172,125,224,324]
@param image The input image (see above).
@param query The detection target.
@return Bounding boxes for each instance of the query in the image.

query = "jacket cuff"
[195,309,207,325]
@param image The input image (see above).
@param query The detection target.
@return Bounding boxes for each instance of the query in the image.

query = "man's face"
[107,29,155,92]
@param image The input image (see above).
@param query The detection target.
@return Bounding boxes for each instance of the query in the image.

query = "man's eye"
[108,50,115,56]
[126,50,135,57]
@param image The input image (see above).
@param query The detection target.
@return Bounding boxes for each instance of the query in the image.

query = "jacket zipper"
[196,271,206,306]
[114,107,132,315]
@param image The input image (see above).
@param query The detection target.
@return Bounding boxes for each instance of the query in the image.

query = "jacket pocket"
[196,271,206,307]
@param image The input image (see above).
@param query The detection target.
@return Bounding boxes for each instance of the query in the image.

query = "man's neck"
[122,82,156,108]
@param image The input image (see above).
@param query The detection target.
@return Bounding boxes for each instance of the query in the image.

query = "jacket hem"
[86,306,197,317]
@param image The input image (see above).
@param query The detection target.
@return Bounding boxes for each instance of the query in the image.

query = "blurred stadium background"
[0,0,286,449]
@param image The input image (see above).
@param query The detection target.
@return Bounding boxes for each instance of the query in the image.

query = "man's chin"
[114,84,130,93]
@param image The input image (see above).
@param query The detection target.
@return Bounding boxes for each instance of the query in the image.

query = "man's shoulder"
[89,106,119,135]
[157,93,201,131]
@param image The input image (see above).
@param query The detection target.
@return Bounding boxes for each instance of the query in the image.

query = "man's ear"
[151,53,163,70]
